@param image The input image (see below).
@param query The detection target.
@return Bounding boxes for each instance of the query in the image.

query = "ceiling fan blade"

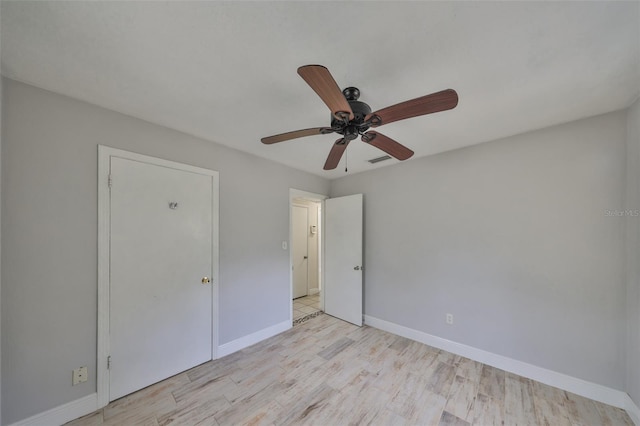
[362,131,414,161]
[367,89,458,127]
[324,138,350,170]
[261,127,335,144]
[298,65,354,121]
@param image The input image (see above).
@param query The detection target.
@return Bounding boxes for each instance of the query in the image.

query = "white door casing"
[97,146,219,407]
[324,194,363,326]
[292,205,309,299]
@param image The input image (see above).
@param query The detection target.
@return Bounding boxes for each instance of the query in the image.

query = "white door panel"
[292,205,309,299]
[110,157,213,401]
[324,194,363,326]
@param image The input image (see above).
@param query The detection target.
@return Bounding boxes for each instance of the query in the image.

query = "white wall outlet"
[446,313,454,325]
[72,366,88,386]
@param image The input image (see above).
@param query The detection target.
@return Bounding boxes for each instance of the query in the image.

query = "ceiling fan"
[261,65,459,170]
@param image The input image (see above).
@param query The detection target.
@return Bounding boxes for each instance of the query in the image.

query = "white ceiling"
[2,1,639,178]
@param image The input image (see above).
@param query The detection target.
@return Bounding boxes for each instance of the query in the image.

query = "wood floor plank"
[171,375,235,404]
[594,400,636,426]
[389,386,446,424]
[65,411,103,426]
[214,381,285,425]
[472,393,505,426]
[409,389,448,425]
[479,365,505,402]
[317,336,355,360]
[565,391,607,426]
[103,393,176,425]
[440,410,471,426]
[426,361,457,397]
[275,365,329,408]
[531,381,571,426]
[456,357,484,383]
[274,383,337,426]
[64,315,635,426]
[186,355,241,383]
[374,408,409,425]
[156,396,227,426]
[444,375,478,422]
[232,399,284,426]
[504,372,537,426]
[388,335,412,352]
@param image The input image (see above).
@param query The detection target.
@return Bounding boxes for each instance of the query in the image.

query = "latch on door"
[354,266,363,271]
[201,277,211,284]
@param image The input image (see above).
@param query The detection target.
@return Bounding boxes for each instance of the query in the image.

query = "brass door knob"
[201,277,211,284]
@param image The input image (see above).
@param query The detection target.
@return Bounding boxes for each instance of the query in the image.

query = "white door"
[109,156,214,401]
[292,205,309,299]
[324,194,363,326]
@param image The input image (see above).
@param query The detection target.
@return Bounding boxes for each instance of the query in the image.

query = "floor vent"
[368,155,392,164]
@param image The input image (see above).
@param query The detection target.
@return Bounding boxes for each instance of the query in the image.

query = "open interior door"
[324,194,363,326]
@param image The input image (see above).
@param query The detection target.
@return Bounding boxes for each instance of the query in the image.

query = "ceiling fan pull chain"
[345,147,348,172]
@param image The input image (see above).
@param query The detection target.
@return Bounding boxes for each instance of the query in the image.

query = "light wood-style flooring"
[67,314,633,425]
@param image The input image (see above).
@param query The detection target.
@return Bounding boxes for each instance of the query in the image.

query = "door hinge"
[107,355,112,370]
[108,174,113,188]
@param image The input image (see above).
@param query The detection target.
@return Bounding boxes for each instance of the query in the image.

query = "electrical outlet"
[72,366,88,386]
[446,313,454,325]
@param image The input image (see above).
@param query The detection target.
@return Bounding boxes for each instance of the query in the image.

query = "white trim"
[364,315,635,414]
[217,320,291,358]
[8,393,98,426]
[0,61,3,426]
[97,146,110,408]
[9,333,639,426]
[97,145,219,408]
[625,394,640,426]
[10,322,290,425]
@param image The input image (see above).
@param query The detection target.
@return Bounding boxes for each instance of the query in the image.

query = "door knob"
[304,256,308,259]
[201,277,211,284]
[354,266,361,271]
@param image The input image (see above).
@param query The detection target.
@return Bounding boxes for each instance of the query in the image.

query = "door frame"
[291,203,310,299]
[289,189,327,324]
[97,145,219,408]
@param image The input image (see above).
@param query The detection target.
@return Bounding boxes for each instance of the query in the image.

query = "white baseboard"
[8,393,98,426]
[8,321,291,426]
[10,319,639,426]
[625,394,640,426]
[217,320,291,358]
[364,315,636,421]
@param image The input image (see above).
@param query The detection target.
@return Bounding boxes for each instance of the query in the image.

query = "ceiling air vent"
[368,155,392,164]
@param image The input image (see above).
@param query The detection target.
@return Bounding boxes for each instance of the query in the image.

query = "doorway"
[97,146,219,407]
[290,189,327,325]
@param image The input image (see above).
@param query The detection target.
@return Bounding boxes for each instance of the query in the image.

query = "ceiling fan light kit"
[261,64,459,171]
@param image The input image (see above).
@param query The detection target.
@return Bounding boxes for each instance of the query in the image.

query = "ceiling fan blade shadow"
[298,65,354,121]
[366,89,458,127]
[324,138,350,170]
[362,131,414,161]
[261,127,335,144]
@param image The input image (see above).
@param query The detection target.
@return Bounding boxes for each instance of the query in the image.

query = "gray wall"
[0,78,329,424]
[627,99,640,406]
[331,111,627,390]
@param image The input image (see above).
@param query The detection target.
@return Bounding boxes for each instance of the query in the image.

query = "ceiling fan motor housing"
[331,87,372,137]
